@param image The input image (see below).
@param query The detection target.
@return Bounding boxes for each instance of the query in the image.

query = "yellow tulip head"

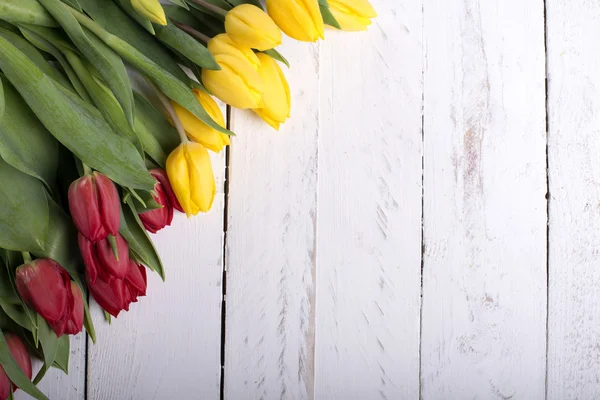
[328,0,377,31]
[172,89,230,153]
[130,0,167,25]
[253,53,290,130]
[166,142,216,216]
[266,0,324,42]
[207,33,261,70]
[225,4,282,51]
[202,53,264,109]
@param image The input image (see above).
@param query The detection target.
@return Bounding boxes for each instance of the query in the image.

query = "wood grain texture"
[420,0,547,398]
[313,0,423,398]
[86,150,225,400]
[224,38,319,400]
[16,334,86,400]
[546,1,600,398]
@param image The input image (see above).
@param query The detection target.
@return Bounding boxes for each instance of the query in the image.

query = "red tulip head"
[68,172,120,242]
[0,334,32,399]
[139,169,183,233]
[15,259,83,337]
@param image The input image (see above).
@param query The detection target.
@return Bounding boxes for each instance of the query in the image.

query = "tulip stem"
[68,6,113,42]
[21,252,32,263]
[188,0,227,17]
[148,79,189,144]
[175,23,211,44]
[82,163,92,176]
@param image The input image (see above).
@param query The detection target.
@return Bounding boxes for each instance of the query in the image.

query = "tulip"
[15,259,83,336]
[202,53,264,109]
[79,234,147,317]
[207,33,261,70]
[327,0,377,31]
[0,334,32,400]
[266,0,324,42]
[225,4,282,51]
[69,172,121,242]
[130,0,167,25]
[253,53,291,130]
[172,89,230,153]
[167,142,216,216]
[139,169,184,233]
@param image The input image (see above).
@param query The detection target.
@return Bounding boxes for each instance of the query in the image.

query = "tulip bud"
[68,172,121,242]
[207,33,261,70]
[15,259,83,337]
[327,0,377,31]
[80,234,147,317]
[0,334,32,400]
[202,53,264,109]
[266,0,324,42]
[171,90,230,153]
[130,0,167,26]
[253,53,291,130]
[166,142,216,216]
[139,169,183,233]
[66,282,84,335]
[225,4,282,51]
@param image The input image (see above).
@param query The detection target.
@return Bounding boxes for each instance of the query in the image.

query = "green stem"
[82,163,92,175]
[188,0,227,17]
[175,23,211,44]
[147,79,189,144]
[21,252,32,263]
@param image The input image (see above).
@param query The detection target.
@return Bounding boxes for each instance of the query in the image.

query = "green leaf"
[0,157,49,253]
[82,295,95,343]
[319,0,341,29]
[60,0,81,12]
[187,1,226,22]
[0,27,72,90]
[134,91,180,155]
[52,334,69,373]
[36,316,58,380]
[18,25,90,100]
[135,118,168,168]
[0,329,49,400]
[154,22,219,70]
[120,197,165,280]
[37,0,135,127]
[0,76,59,190]
[187,6,225,36]
[0,257,37,333]
[113,0,155,34]
[0,0,57,27]
[32,198,80,280]
[65,51,144,156]
[0,78,4,120]
[167,0,189,9]
[262,48,290,68]
[77,0,191,83]
[103,311,111,324]
[163,5,203,30]
[226,0,262,8]
[0,36,156,190]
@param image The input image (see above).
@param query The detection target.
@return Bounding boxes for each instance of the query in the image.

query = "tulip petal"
[96,234,130,280]
[93,172,121,237]
[167,145,194,216]
[150,169,183,213]
[225,4,282,51]
[69,175,105,242]
[184,143,216,213]
[266,0,324,42]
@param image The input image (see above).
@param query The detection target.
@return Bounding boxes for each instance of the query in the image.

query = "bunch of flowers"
[0,0,375,398]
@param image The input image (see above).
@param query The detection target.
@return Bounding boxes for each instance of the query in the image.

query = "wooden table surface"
[17,0,600,398]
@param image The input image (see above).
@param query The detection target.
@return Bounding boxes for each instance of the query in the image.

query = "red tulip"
[66,282,84,335]
[139,169,183,233]
[79,234,147,317]
[15,259,83,337]
[68,172,120,242]
[0,334,32,400]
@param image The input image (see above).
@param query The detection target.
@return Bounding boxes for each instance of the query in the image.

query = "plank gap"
[543,0,551,397]
[418,0,426,398]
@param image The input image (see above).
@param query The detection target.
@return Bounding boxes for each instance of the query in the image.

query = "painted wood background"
[16,0,600,398]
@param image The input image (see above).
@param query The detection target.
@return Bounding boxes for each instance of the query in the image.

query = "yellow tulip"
[253,53,290,130]
[225,4,282,51]
[328,0,377,31]
[166,142,216,215]
[207,33,261,70]
[172,89,230,153]
[130,0,167,25]
[266,0,324,42]
[202,53,264,109]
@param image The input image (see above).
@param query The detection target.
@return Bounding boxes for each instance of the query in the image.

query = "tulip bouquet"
[0,0,375,397]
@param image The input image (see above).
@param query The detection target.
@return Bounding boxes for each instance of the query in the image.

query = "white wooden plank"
[420,0,547,398]
[16,334,85,400]
[313,1,423,398]
[224,38,319,400]
[86,151,225,400]
[546,1,600,398]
